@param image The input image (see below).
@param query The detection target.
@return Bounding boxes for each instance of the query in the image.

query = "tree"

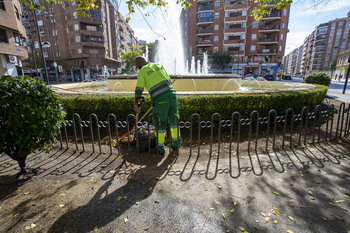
[0,76,66,175]
[328,60,336,77]
[121,46,143,73]
[211,52,232,71]
[22,51,43,70]
[56,56,74,71]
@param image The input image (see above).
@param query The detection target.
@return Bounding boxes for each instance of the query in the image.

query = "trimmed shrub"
[59,85,328,122]
[0,76,66,174]
[304,72,331,87]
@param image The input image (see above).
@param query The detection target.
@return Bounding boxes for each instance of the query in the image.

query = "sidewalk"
[327,78,350,103]
[0,138,350,232]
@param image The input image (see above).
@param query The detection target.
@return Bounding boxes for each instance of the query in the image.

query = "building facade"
[284,14,350,77]
[25,0,136,81]
[0,0,28,77]
[181,0,290,76]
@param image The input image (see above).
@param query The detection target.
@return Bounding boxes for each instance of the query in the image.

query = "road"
[290,76,349,95]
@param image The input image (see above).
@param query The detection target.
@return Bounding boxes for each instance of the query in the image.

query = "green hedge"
[59,85,328,121]
[304,72,332,87]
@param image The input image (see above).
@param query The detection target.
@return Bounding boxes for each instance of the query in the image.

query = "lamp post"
[33,9,49,84]
[237,39,243,76]
[44,12,59,83]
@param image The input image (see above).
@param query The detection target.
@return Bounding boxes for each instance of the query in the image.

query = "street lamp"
[237,39,243,76]
[44,12,59,83]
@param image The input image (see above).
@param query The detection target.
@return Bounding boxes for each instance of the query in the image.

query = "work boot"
[150,147,165,156]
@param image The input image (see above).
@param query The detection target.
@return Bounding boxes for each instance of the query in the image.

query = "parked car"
[244,74,255,79]
[263,74,274,81]
[282,74,292,80]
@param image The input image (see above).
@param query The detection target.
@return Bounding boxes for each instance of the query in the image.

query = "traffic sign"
[42,41,51,48]
[340,67,344,72]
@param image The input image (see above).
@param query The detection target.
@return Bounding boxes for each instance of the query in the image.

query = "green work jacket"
[135,62,174,99]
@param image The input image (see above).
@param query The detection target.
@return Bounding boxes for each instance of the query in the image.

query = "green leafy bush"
[0,76,66,174]
[304,72,331,87]
[59,85,327,121]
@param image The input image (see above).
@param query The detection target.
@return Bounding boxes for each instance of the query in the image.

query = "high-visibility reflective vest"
[135,62,174,99]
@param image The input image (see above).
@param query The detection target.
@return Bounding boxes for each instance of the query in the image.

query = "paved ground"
[0,138,350,233]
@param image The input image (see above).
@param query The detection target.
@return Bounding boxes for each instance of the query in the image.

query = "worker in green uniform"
[134,56,181,155]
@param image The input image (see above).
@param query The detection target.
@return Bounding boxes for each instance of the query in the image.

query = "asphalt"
[0,81,349,233]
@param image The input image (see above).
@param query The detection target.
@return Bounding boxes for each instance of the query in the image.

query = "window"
[214,24,219,30]
[14,6,20,20]
[75,35,80,43]
[0,29,7,42]
[73,12,78,19]
[215,1,220,7]
[74,24,79,31]
[77,48,82,54]
[283,9,287,16]
[13,33,23,46]
[43,52,48,57]
[252,21,258,29]
[251,45,256,51]
[242,10,247,16]
[214,36,219,42]
[87,25,97,31]
[214,46,218,53]
[279,45,282,51]
[215,13,219,19]
[0,0,5,10]
[252,34,256,40]
[280,34,283,40]
[282,21,285,29]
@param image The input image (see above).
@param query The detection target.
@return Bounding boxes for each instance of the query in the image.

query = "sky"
[119,0,350,56]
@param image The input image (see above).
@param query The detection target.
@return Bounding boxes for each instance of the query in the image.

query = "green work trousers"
[152,91,181,153]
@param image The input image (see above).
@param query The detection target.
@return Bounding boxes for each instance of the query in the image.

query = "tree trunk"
[16,157,27,174]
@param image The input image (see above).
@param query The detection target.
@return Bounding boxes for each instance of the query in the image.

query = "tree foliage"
[211,52,232,71]
[0,76,66,175]
[56,56,74,70]
[22,52,43,70]
[121,46,143,73]
[18,0,299,21]
[328,60,336,71]
[304,72,331,87]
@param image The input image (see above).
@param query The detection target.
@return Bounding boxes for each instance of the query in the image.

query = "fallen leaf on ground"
[329,202,336,206]
[154,200,160,203]
[215,200,221,205]
[289,203,295,207]
[286,230,294,233]
[155,177,160,180]
[278,179,283,182]
[124,196,127,199]
[287,195,293,199]
[60,194,66,196]
[24,192,31,195]
[273,207,278,210]
[124,217,128,223]
[222,213,226,219]
[239,226,246,232]
[253,225,259,230]
[344,195,349,199]
[233,201,237,206]
[101,165,107,168]
[336,200,345,203]
[261,212,266,217]
[94,226,98,232]
[310,197,315,200]
[300,205,307,208]
[210,208,215,211]
[274,220,278,224]
[25,226,31,230]
[321,217,327,221]
[334,215,344,220]
[273,192,279,196]
[30,224,36,228]
[117,196,122,201]
[149,187,153,191]
[288,216,295,221]
[273,210,281,216]
[59,204,64,208]
[265,217,270,222]
[194,226,199,230]
[170,179,174,184]
[230,209,235,213]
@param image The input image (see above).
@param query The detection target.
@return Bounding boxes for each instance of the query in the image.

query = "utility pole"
[343,55,350,94]
[33,8,49,84]
[44,12,59,83]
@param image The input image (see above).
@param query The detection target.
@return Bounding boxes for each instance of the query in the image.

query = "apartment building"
[25,0,136,81]
[285,14,350,77]
[181,0,290,76]
[0,0,28,76]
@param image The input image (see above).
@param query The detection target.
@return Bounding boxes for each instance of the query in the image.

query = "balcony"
[225,15,246,22]
[198,0,213,4]
[198,5,213,12]
[261,12,281,21]
[197,40,213,47]
[225,0,246,10]
[259,24,280,33]
[258,37,278,44]
[258,49,277,54]
[224,25,245,33]
[197,28,213,36]
[197,17,213,25]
